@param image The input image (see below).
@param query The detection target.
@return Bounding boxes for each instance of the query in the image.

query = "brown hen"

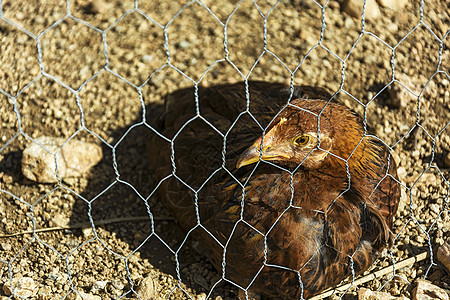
[148,81,400,299]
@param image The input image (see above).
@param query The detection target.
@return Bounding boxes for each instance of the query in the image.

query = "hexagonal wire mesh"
[0,0,449,299]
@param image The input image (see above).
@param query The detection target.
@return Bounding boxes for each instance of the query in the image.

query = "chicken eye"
[293,135,310,146]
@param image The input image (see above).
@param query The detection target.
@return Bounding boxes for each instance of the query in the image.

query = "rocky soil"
[0,0,449,299]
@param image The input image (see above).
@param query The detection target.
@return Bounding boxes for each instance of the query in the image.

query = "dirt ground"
[0,0,449,299]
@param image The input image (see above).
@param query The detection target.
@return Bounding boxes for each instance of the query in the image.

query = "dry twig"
[310,251,429,299]
[0,215,174,238]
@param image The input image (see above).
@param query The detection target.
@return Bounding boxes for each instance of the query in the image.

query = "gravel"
[0,0,449,299]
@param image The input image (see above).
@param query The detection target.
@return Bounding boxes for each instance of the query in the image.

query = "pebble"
[358,288,392,299]
[92,280,108,292]
[21,136,103,183]
[111,279,125,290]
[377,0,408,10]
[429,203,440,215]
[343,0,381,21]
[405,171,437,184]
[417,172,436,184]
[67,291,101,300]
[136,276,159,299]
[2,277,38,298]
[415,235,425,244]
[51,213,70,227]
[82,227,94,238]
[412,279,449,300]
[197,293,207,300]
[397,188,408,216]
[437,238,450,272]
[396,166,407,181]
[0,242,12,251]
[411,150,420,159]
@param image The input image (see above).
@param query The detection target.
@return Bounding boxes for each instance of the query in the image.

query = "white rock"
[396,166,407,181]
[412,279,449,300]
[92,280,108,292]
[136,276,159,299]
[82,227,94,238]
[437,238,450,272]
[111,279,125,290]
[377,0,408,10]
[21,136,103,183]
[197,293,207,300]
[358,288,392,299]
[67,291,101,300]
[51,213,70,227]
[343,0,381,21]
[2,277,37,298]
[397,188,408,215]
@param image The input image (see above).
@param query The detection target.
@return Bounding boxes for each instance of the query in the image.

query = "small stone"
[65,239,80,249]
[178,40,191,48]
[405,171,435,184]
[21,136,103,183]
[92,280,108,292]
[0,242,12,251]
[415,235,425,244]
[51,213,70,227]
[82,227,94,238]
[385,126,392,134]
[387,22,399,33]
[328,0,341,10]
[67,291,101,300]
[377,0,408,10]
[344,16,355,28]
[79,0,114,14]
[136,276,158,299]
[396,166,407,181]
[420,172,436,183]
[412,279,449,300]
[111,279,125,290]
[437,238,450,272]
[397,188,408,214]
[343,0,381,21]
[197,293,207,300]
[429,203,440,214]
[3,277,37,298]
[358,287,392,299]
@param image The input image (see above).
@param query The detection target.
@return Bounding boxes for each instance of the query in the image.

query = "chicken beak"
[236,140,262,169]
[236,136,290,169]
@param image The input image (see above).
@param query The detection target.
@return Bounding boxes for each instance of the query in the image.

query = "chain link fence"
[0,0,449,299]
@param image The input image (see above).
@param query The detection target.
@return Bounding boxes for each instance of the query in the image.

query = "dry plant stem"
[0,215,174,238]
[310,251,429,300]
